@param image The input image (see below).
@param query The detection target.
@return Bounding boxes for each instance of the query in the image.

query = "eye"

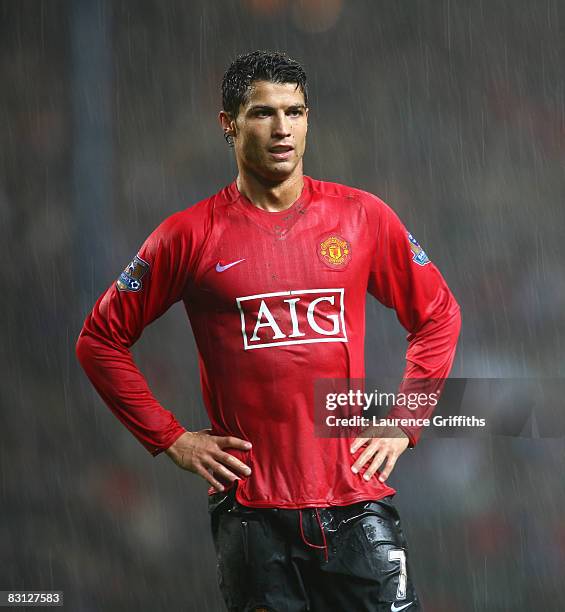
[288,108,303,117]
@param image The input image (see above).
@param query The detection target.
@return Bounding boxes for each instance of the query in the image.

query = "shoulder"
[307,176,397,222]
[148,184,232,246]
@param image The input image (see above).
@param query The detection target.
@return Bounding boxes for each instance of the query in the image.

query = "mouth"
[268,145,294,161]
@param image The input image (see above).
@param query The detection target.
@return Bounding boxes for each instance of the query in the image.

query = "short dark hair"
[222,50,308,118]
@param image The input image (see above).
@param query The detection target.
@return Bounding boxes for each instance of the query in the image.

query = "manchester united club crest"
[318,235,351,268]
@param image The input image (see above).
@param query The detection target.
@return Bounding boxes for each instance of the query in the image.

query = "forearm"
[389,294,462,446]
[76,327,187,456]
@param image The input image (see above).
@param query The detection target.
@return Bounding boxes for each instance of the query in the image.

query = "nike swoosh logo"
[391,602,413,612]
[216,259,245,273]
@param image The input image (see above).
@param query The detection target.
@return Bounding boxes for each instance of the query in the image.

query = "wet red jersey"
[76,176,461,508]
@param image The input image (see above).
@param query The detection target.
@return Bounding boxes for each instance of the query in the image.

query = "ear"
[219,111,235,136]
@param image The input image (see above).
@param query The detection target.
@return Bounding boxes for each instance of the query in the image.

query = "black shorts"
[209,486,421,612]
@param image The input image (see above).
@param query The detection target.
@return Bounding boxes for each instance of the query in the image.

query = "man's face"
[225,80,308,182]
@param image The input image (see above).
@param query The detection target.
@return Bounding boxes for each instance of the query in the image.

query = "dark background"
[1,1,564,610]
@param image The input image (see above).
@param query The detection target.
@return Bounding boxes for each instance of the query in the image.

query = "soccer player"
[76,50,461,612]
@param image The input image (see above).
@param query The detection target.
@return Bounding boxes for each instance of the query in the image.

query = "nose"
[272,110,291,138]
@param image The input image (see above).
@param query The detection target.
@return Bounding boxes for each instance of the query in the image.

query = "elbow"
[450,293,462,334]
[437,292,462,350]
[75,321,130,369]
[425,288,462,339]
[75,320,95,368]
[75,330,88,367]
[428,286,462,330]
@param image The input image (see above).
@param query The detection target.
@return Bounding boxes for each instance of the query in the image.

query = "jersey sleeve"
[365,195,462,447]
[75,211,196,456]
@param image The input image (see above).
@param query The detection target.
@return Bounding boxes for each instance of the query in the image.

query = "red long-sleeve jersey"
[76,176,461,508]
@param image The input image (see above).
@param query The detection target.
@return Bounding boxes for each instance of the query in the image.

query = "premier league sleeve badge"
[116,255,150,292]
[407,232,430,266]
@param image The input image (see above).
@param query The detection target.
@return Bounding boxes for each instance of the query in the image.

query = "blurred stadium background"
[1,0,564,610]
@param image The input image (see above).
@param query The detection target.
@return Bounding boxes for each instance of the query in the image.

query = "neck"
[236,164,304,212]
